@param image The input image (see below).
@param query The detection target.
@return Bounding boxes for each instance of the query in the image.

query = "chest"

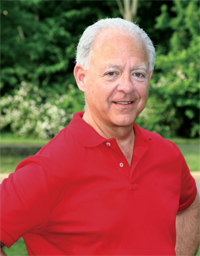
[43,145,181,255]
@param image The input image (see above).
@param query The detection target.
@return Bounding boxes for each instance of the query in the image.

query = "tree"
[116,0,138,21]
[1,0,199,138]
[0,0,120,138]
[136,0,200,138]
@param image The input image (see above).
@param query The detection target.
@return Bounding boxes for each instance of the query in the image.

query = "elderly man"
[0,18,199,256]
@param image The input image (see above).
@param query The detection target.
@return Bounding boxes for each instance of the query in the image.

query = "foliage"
[136,0,200,138]
[0,81,84,138]
[1,0,119,97]
[1,0,118,138]
[1,0,199,138]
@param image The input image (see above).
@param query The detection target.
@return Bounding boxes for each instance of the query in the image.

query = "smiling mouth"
[113,101,134,105]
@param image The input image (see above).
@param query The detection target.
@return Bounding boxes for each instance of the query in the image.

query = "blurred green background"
[1,0,199,140]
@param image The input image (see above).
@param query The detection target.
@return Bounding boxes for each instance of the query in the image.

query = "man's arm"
[0,242,6,256]
[175,192,200,256]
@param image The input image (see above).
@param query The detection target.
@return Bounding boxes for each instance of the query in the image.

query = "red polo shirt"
[0,112,197,255]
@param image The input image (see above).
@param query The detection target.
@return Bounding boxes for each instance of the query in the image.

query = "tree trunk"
[116,0,138,21]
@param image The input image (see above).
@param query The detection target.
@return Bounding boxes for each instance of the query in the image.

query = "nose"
[117,73,135,94]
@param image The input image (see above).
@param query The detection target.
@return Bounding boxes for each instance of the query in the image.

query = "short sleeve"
[0,162,49,248]
[178,154,197,213]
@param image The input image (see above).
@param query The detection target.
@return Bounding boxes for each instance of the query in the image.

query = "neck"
[82,111,135,166]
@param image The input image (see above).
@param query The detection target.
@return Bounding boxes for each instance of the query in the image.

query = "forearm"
[0,249,5,256]
[0,242,6,256]
[175,193,200,256]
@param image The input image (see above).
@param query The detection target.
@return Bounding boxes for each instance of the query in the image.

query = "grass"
[0,133,49,146]
[3,238,28,256]
[0,133,49,174]
[170,137,199,171]
[1,134,199,255]
[169,137,199,145]
[1,156,27,173]
[177,144,200,172]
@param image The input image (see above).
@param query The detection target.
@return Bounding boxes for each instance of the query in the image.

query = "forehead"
[91,28,148,65]
[93,28,146,53]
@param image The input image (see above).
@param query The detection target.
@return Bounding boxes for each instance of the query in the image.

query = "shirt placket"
[104,139,132,180]
[130,137,152,190]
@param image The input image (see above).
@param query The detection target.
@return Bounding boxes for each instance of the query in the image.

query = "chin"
[113,118,135,128]
[109,112,138,127]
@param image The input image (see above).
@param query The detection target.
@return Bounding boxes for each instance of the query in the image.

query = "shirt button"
[106,142,111,146]
[119,162,124,167]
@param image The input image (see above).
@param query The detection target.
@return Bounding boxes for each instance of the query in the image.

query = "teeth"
[116,102,132,105]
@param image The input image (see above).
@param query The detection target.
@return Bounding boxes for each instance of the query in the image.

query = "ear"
[149,70,153,81]
[74,65,86,92]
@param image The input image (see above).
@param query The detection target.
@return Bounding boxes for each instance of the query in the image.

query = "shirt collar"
[67,112,152,148]
[133,122,152,142]
[67,112,106,147]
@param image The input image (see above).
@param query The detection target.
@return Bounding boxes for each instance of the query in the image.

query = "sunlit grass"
[177,144,200,172]
[0,133,49,146]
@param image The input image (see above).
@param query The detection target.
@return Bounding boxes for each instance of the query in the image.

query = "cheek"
[137,85,149,100]
[92,83,114,102]
[85,83,105,105]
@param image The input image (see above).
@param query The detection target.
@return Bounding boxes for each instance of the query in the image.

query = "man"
[0,18,199,255]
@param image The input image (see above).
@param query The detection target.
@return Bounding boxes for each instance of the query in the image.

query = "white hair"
[75,18,155,72]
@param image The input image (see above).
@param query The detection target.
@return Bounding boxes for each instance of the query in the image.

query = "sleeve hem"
[177,186,197,213]
[0,229,16,248]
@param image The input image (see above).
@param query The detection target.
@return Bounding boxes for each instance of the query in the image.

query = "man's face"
[75,29,153,131]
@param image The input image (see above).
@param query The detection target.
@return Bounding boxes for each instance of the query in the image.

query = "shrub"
[0,81,84,139]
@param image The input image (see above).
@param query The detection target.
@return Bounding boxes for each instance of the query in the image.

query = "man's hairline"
[82,28,151,72]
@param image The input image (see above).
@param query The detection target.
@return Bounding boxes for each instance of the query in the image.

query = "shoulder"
[134,123,181,157]
[36,112,85,158]
[15,124,79,181]
[37,126,74,156]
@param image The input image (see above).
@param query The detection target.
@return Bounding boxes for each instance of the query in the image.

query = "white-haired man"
[1,18,199,256]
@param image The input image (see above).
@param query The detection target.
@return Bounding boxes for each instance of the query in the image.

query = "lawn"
[1,135,199,255]
[177,144,200,172]
[0,133,49,146]
[3,238,28,255]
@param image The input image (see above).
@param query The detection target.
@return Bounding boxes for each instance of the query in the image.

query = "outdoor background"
[0,0,199,255]
[1,0,200,139]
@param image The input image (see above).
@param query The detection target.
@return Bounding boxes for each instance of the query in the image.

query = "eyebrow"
[103,65,121,70]
[132,66,148,72]
[103,65,148,72]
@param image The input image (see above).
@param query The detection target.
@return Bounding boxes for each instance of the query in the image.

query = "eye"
[104,71,119,81]
[134,72,144,78]
[133,72,146,81]
[107,72,116,77]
